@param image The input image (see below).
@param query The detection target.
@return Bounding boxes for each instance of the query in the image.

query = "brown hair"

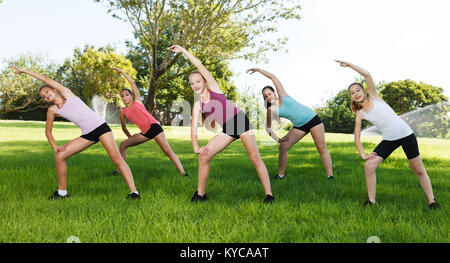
[348,82,365,112]
[38,84,51,93]
[261,86,275,109]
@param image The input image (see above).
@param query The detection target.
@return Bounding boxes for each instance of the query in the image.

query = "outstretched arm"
[112,67,142,104]
[247,68,288,97]
[354,112,377,160]
[9,65,75,99]
[168,45,221,94]
[335,60,380,100]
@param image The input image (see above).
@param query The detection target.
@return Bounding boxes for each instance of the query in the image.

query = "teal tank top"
[273,96,316,127]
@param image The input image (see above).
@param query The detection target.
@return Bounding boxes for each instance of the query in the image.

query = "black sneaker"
[363,198,375,207]
[191,191,207,202]
[263,195,275,203]
[127,192,141,200]
[274,174,285,180]
[48,191,69,200]
[429,201,440,210]
[183,173,189,177]
[327,175,334,180]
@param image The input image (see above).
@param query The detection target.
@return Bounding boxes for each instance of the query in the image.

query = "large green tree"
[379,79,448,115]
[95,0,301,113]
[125,38,237,124]
[57,45,137,106]
[0,54,59,115]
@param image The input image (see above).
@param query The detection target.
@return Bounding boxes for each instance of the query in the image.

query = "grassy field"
[0,120,448,243]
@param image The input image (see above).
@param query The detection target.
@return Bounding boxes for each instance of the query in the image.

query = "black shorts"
[292,115,322,133]
[373,133,420,160]
[80,122,111,143]
[222,111,253,140]
[140,123,164,139]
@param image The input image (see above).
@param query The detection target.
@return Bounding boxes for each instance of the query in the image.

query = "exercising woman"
[248,68,334,180]
[168,45,274,203]
[111,67,187,176]
[9,65,140,200]
[335,60,439,209]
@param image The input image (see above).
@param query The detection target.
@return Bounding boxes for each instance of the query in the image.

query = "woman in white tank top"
[9,65,140,200]
[335,61,439,209]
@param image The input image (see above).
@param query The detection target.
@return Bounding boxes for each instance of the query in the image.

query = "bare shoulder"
[47,105,58,114]
[355,110,365,120]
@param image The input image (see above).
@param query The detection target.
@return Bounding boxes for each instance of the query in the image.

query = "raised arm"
[112,67,142,104]
[168,45,221,94]
[335,60,380,100]
[247,68,288,97]
[354,112,377,160]
[9,65,75,99]
[119,109,132,138]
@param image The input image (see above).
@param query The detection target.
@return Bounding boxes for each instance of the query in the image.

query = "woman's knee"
[54,152,66,162]
[279,142,290,152]
[364,159,378,172]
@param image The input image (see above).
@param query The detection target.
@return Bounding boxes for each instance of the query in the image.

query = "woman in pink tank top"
[9,66,140,200]
[168,45,274,203]
[111,67,187,176]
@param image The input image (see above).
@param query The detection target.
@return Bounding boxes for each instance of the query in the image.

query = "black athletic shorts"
[80,122,111,143]
[222,111,253,140]
[292,115,322,133]
[373,133,420,160]
[140,123,164,139]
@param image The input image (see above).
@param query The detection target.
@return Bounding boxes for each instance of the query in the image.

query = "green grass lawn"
[0,120,448,243]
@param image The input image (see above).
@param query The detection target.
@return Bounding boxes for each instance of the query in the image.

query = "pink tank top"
[57,97,105,135]
[122,101,160,133]
[200,90,241,125]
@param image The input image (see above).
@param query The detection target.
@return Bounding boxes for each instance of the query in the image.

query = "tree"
[0,53,59,115]
[125,38,237,124]
[57,45,137,106]
[379,79,448,115]
[95,0,301,113]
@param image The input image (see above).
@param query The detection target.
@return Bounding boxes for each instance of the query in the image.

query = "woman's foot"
[429,200,440,210]
[363,198,375,207]
[191,191,207,202]
[263,195,275,203]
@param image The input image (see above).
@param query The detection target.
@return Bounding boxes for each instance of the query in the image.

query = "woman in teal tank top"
[248,68,334,180]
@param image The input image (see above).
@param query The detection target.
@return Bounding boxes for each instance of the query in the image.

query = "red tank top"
[122,101,160,133]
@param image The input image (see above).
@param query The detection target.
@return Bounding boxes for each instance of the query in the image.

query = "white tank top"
[360,99,413,140]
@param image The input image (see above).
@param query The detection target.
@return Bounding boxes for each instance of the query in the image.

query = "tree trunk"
[145,80,157,114]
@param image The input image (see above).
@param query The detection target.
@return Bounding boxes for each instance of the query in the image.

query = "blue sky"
[1,0,449,108]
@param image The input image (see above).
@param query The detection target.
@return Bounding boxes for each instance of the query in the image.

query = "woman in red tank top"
[111,67,187,177]
[168,45,274,203]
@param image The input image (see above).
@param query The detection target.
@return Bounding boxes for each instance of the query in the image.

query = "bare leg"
[118,133,149,161]
[240,130,273,196]
[309,123,333,177]
[278,128,307,175]
[197,133,235,196]
[54,137,95,190]
[99,132,137,193]
[364,156,384,203]
[409,155,435,204]
[153,132,185,174]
